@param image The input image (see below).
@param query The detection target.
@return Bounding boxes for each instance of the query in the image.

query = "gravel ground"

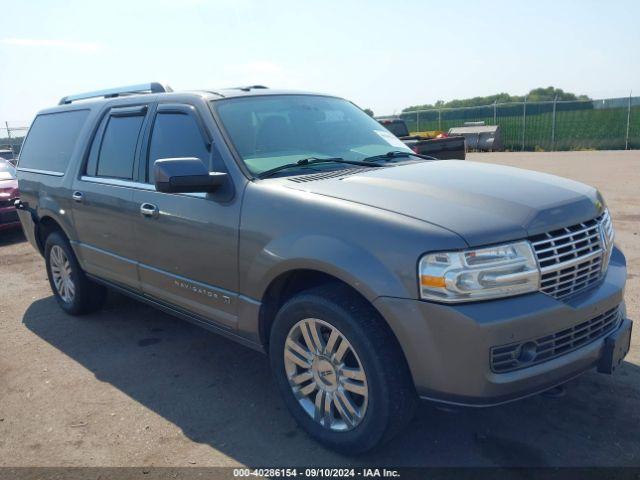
[0,150,638,467]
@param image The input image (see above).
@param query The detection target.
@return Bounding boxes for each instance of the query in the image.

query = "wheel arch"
[257,268,403,357]
[35,215,69,254]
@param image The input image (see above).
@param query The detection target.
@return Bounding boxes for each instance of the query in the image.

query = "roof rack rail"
[235,85,268,92]
[58,82,172,105]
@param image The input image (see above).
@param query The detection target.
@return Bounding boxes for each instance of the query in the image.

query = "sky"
[1,0,639,125]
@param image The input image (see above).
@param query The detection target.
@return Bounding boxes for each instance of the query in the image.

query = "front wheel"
[269,284,417,454]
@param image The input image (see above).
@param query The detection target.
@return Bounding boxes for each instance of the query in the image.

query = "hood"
[284,161,603,247]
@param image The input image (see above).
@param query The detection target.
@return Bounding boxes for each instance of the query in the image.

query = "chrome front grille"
[530,210,614,299]
[491,305,621,373]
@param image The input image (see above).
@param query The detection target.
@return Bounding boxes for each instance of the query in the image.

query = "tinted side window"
[147,112,209,182]
[19,110,90,173]
[96,115,145,179]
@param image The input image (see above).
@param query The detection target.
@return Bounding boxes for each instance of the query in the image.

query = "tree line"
[401,87,590,113]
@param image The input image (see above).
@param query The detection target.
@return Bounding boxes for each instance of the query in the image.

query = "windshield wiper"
[363,150,437,163]
[257,157,382,179]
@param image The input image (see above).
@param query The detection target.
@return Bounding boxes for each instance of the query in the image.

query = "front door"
[71,105,150,290]
[132,103,241,329]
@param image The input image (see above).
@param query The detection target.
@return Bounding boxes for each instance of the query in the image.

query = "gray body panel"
[133,188,240,329]
[72,178,140,290]
[16,89,628,406]
[238,179,468,304]
[281,160,602,247]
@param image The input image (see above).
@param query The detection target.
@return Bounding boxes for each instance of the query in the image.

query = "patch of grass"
[401,106,640,151]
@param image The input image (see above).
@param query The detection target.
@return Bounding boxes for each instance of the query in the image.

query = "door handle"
[140,203,158,218]
[72,191,83,203]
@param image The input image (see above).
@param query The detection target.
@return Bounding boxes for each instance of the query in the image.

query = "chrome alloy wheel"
[50,245,75,303]
[284,318,368,431]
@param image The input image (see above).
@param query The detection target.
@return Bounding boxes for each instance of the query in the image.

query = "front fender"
[238,182,468,305]
[245,233,409,302]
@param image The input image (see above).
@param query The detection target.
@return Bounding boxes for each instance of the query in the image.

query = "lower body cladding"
[374,246,631,406]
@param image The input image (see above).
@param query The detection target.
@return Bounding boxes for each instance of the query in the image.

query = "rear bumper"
[0,205,20,230]
[17,209,39,249]
[374,246,629,406]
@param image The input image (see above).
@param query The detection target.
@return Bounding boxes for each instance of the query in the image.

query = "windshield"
[0,160,16,180]
[212,95,412,176]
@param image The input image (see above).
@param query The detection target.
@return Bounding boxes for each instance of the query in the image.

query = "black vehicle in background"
[377,118,466,160]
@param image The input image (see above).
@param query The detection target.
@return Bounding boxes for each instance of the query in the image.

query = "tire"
[44,231,107,315]
[269,283,417,454]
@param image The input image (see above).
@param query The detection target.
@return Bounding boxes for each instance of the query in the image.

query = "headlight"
[419,241,540,302]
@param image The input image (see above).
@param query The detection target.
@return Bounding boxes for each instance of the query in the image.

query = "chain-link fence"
[3,96,640,156]
[396,95,640,151]
[0,121,29,161]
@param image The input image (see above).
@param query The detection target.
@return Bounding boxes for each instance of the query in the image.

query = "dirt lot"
[0,151,638,467]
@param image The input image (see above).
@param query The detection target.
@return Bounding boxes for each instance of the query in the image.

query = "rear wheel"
[269,284,417,454]
[45,231,107,315]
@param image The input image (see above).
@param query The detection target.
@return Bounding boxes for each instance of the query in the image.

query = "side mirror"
[154,157,227,193]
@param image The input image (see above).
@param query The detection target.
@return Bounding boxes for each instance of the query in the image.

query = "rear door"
[132,102,241,329]
[71,104,150,290]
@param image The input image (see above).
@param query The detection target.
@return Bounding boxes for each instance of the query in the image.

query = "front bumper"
[374,246,629,406]
[0,204,20,231]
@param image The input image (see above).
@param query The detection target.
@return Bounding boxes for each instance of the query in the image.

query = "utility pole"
[551,95,558,151]
[522,96,527,152]
[625,91,632,150]
[4,122,13,154]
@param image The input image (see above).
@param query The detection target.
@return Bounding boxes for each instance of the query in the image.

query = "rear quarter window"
[18,110,90,174]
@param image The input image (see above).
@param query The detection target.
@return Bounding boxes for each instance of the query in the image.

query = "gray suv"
[16,83,632,454]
